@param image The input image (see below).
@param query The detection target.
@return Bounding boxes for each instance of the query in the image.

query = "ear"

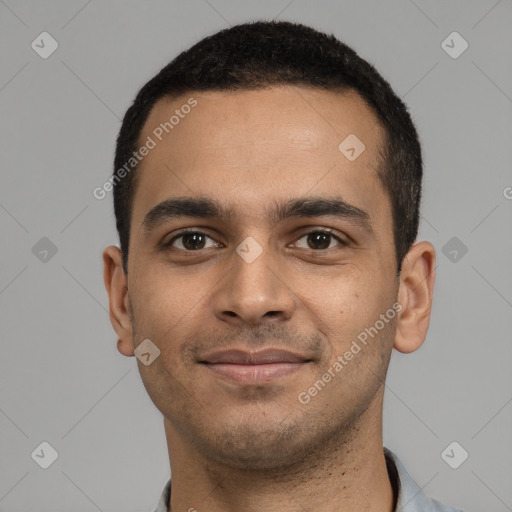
[394,241,436,354]
[103,245,135,357]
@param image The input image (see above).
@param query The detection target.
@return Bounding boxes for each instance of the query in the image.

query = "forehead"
[132,86,389,231]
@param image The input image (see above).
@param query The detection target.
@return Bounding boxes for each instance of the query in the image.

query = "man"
[103,20,464,512]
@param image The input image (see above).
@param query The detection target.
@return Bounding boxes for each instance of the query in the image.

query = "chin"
[192,413,329,472]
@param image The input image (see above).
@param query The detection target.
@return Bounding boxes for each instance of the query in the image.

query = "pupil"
[184,233,204,250]
[309,232,330,250]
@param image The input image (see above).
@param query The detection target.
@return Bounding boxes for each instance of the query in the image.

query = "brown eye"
[167,232,218,251]
[295,230,345,250]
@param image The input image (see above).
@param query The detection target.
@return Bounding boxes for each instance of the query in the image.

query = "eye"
[294,230,346,251]
[165,231,221,251]
[163,229,347,252]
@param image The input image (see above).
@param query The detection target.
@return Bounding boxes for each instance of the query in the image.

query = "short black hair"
[113,20,422,274]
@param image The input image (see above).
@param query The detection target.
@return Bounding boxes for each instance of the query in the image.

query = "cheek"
[313,265,374,316]
[128,271,188,351]
[134,268,195,314]
[312,268,395,350]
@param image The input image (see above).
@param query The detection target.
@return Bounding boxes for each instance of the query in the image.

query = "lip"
[199,348,312,384]
[200,348,310,365]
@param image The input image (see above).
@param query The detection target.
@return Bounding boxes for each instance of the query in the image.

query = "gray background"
[1,1,511,511]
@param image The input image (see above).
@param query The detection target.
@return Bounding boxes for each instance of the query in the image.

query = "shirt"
[152,447,463,512]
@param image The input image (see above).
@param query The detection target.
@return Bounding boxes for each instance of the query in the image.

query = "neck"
[164,390,394,512]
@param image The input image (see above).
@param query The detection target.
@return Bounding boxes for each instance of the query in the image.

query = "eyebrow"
[141,195,373,234]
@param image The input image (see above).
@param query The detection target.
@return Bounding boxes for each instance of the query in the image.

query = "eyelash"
[162,228,348,252]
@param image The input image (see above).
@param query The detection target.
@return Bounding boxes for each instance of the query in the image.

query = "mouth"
[198,348,313,384]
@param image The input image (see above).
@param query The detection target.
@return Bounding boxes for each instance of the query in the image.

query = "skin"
[103,86,436,512]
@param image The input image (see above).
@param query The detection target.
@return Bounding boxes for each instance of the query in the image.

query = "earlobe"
[103,246,135,357]
[393,241,436,354]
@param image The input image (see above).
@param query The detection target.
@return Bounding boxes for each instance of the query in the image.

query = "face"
[104,86,432,472]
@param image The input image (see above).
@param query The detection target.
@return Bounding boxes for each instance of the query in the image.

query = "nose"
[212,239,296,327]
